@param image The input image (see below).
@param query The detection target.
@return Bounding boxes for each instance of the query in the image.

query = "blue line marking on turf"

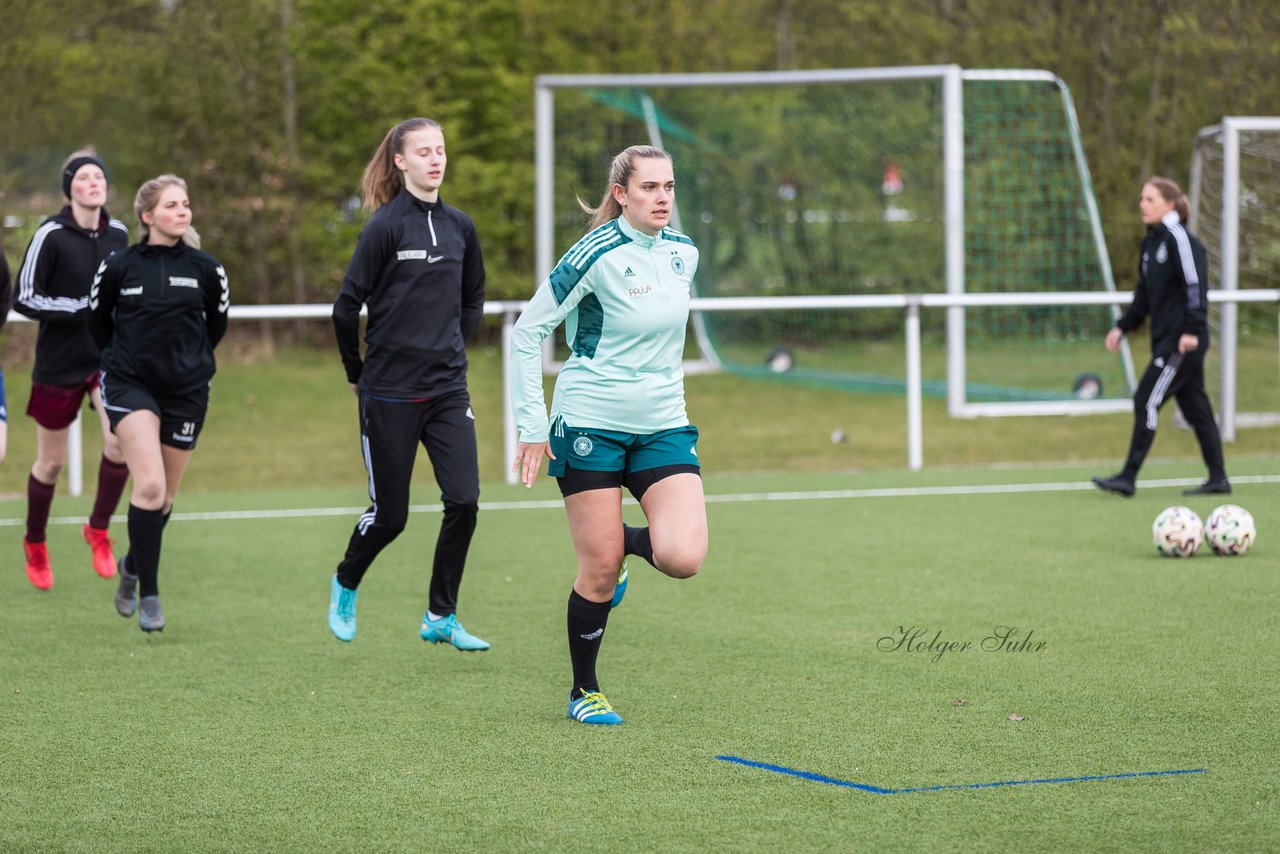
[715,756,1207,795]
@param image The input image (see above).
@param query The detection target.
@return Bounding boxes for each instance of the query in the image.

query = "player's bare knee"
[34,460,64,483]
[576,553,622,600]
[133,479,166,507]
[103,438,125,464]
[655,544,704,579]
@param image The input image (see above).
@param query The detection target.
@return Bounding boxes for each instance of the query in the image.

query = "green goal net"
[540,69,1133,411]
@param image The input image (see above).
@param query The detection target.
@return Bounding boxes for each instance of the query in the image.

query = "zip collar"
[137,240,187,257]
[402,188,441,214]
[616,214,658,247]
[54,205,111,236]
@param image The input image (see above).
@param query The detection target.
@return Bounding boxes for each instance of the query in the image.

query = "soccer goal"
[1190,117,1280,440]
[534,66,1136,417]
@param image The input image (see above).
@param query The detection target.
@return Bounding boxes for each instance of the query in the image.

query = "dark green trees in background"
[1,0,1278,306]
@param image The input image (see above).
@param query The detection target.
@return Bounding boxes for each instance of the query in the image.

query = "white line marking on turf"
[2,475,1276,526]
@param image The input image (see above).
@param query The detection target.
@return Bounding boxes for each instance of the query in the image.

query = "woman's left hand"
[1178,333,1199,354]
[513,441,555,489]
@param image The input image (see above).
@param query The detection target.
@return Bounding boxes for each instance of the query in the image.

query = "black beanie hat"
[62,155,107,199]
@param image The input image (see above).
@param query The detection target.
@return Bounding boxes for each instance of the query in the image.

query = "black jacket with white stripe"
[88,240,229,396]
[14,206,130,384]
[0,246,10,335]
[1116,210,1209,358]
[332,189,486,398]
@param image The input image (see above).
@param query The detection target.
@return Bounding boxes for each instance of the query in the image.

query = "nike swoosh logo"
[428,254,445,263]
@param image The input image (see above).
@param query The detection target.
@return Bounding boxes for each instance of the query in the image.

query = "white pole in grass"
[502,309,519,486]
[534,82,558,376]
[67,413,83,497]
[905,299,924,471]
[942,64,966,419]
[1219,119,1241,442]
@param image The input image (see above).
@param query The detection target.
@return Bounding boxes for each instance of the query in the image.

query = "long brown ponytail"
[360,118,442,212]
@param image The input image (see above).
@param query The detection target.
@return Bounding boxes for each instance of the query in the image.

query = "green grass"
[1,345,1278,849]
[1,462,1278,850]
[2,340,1279,496]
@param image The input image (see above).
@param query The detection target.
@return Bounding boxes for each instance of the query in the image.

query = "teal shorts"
[548,422,700,477]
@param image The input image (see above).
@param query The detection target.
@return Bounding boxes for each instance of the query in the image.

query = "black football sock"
[127,504,166,598]
[622,523,655,567]
[567,589,611,697]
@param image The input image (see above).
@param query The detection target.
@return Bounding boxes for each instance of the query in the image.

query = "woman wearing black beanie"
[14,149,131,590]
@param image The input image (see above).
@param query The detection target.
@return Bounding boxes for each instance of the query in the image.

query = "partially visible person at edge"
[509,145,708,726]
[14,149,131,591]
[89,175,229,632]
[1093,175,1230,498]
[0,245,11,466]
[328,117,490,651]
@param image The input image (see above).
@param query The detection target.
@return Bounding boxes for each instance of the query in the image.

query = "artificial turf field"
[2,460,1277,851]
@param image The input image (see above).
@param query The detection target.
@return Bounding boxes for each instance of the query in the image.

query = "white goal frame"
[534,66,1136,417]
[1189,116,1280,440]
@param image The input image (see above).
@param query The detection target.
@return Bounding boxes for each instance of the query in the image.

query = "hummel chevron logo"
[623,266,635,277]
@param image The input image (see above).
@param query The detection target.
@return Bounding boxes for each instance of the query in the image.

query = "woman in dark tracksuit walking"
[89,174,229,632]
[1093,176,1230,498]
[328,117,489,650]
[15,150,131,590]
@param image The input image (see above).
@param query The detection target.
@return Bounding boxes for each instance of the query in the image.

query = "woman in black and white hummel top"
[89,175,229,632]
[1092,176,1229,498]
[14,150,131,591]
[328,117,489,650]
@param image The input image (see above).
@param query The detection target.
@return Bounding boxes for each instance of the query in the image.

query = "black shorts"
[556,462,701,501]
[100,373,210,450]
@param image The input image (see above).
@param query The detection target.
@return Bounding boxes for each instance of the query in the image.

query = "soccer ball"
[1152,505,1203,558]
[1204,504,1256,556]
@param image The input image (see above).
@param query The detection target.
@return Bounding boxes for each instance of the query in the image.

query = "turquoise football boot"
[420,613,490,651]
[611,559,629,609]
[328,575,357,642]
[568,689,623,725]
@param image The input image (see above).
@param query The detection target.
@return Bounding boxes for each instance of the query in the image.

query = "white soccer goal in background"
[1190,117,1280,441]
[534,66,1138,418]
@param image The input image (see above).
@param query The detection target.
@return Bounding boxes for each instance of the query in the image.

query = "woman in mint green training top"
[510,145,708,727]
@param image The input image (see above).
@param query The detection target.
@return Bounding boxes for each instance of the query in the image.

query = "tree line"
[2,0,1277,319]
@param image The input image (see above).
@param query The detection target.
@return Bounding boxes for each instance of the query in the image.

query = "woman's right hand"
[513,441,555,489]
[1104,327,1124,353]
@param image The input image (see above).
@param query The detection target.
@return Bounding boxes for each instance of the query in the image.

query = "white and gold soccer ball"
[1204,504,1256,556]
[1152,505,1203,558]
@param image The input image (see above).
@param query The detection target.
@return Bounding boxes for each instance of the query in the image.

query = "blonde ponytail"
[578,145,671,231]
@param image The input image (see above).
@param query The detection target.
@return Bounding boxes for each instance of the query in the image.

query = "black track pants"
[1122,348,1226,481]
[336,391,480,615]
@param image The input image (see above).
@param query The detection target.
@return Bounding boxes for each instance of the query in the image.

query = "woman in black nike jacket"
[326,117,489,651]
